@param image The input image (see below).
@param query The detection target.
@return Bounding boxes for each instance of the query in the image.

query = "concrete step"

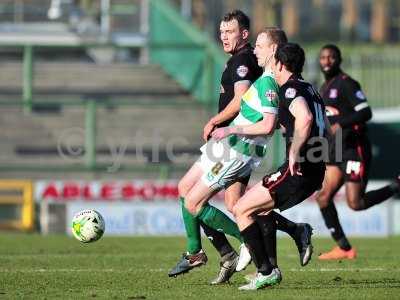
[0,62,185,92]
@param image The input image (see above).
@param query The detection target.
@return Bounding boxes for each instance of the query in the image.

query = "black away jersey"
[218,43,262,127]
[278,75,326,173]
[320,72,369,139]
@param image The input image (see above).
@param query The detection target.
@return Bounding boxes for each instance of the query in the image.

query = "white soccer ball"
[71,209,105,243]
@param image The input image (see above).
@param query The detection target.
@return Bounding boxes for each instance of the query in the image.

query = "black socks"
[241,222,273,275]
[320,202,352,251]
[270,211,298,238]
[359,185,396,210]
[255,214,278,268]
[201,222,235,258]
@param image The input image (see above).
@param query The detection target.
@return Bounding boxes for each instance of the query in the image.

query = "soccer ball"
[71,209,105,243]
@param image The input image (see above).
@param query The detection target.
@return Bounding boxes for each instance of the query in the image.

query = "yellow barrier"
[0,180,34,231]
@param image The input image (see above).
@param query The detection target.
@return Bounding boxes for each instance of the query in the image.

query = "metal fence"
[1,1,400,110]
[303,48,400,108]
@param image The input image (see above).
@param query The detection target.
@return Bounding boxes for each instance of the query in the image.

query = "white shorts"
[197,139,259,191]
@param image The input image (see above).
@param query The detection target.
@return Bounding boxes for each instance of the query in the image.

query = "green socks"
[180,197,243,254]
[180,197,202,254]
[197,204,243,243]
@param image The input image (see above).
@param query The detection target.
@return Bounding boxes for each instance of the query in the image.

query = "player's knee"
[178,179,189,197]
[255,215,275,235]
[224,192,239,214]
[232,203,247,219]
[348,200,363,211]
[226,206,234,214]
[225,201,235,214]
[232,204,239,218]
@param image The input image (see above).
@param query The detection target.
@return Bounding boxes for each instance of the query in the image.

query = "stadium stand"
[0,62,209,179]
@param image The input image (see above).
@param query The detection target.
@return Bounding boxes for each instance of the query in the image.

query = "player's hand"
[211,127,232,141]
[288,154,302,176]
[325,106,339,117]
[203,120,215,141]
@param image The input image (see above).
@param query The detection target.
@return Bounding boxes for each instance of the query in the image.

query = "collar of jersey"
[231,43,252,56]
[262,68,274,78]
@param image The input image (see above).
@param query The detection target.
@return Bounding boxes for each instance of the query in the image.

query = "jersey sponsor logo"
[265,89,277,102]
[285,88,297,99]
[329,89,338,98]
[355,90,366,100]
[236,65,249,78]
[220,85,225,94]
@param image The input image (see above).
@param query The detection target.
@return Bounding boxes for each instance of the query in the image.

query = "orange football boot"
[318,246,357,260]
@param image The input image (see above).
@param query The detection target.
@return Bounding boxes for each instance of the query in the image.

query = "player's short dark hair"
[222,10,250,31]
[321,44,342,64]
[275,43,305,74]
[262,27,288,45]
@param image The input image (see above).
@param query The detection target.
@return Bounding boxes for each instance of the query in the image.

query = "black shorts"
[328,135,372,183]
[225,174,250,189]
[236,174,250,186]
[262,162,325,211]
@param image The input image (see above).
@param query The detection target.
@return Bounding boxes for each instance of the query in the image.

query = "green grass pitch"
[0,234,399,299]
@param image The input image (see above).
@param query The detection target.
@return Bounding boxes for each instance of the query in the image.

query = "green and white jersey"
[228,70,279,158]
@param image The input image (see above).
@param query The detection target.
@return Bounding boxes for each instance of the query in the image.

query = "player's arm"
[203,81,250,140]
[329,80,372,128]
[203,56,256,141]
[230,112,277,136]
[213,82,250,123]
[288,96,314,175]
[211,112,276,141]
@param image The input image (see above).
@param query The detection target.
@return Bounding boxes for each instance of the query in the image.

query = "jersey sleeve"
[229,54,255,84]
[258,76,279,114]
[329,78,372,127]
[341,78,369,112]
[280,84,300,110]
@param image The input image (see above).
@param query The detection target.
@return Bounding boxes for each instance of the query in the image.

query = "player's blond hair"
[261,27,288,45]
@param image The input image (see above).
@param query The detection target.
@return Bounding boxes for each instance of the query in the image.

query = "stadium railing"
[0,99,202,179]
[0,0,399,178]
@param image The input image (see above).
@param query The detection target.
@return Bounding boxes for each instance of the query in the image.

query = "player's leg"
[170,148,244,277]
[255,211,277,267]
[170,153,250,278]
[347,179,400,210]
[254,166,314,269]
[168,163,208,277]
[177,163,204,254]
[224,179,247,212]
[233,182,281,290]
[344,141,399,210]
[238,163,325,289]
[207,181,245,285]
[185,179,243,242]
[256,210,313,267]
[344,138,399,210]
[191,159,258,283]
[203,181,244,259]
[223,180,252,263]
[316,165,356,259]
[180,160,246,283]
